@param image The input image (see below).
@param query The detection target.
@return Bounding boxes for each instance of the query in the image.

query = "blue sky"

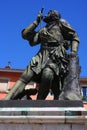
[0,0,87,77]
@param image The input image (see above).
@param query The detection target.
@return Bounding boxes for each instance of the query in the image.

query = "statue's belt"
[41,46,58,50]
[41,42,63,49]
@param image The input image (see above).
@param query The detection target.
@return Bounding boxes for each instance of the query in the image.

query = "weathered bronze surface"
[4,9,82,100]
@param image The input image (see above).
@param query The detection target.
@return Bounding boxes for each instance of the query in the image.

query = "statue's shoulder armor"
[59,18,71,27]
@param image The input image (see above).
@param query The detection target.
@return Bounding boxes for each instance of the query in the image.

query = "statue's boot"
[4,80,26,100]
[59,55,82,100]
[51,78,61,100]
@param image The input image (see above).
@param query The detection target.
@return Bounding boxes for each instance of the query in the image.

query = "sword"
[39,7,44,29]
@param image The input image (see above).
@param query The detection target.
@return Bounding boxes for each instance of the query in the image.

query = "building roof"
[0,68,24,73]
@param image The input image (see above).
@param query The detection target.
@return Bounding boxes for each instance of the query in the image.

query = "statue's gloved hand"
[36,12,43,23]
[69,51,77,57]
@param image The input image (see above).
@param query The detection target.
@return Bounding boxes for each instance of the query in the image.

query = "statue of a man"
[4,10,81,100]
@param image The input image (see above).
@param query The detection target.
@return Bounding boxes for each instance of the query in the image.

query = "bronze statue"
[4,9,82,100]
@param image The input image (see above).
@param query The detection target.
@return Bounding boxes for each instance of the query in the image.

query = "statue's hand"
[69,51,77,57]
[36,12,43,23]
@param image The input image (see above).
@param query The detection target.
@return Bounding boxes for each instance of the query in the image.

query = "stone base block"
[0,100,83,107]
[0,100,86,130]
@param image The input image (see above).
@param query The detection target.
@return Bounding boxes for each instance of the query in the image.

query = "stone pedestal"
[0,100,86,130]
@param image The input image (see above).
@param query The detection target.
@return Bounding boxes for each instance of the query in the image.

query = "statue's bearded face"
[43,10,61,23]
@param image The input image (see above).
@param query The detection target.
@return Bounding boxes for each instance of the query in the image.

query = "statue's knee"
[42,68,54,81]
[20,69,34,83]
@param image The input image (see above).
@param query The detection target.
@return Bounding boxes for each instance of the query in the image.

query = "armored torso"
[38,22,64,44]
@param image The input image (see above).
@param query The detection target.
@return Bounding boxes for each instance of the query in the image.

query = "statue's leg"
[51,78,61,100]
[4,66,34,100]
[37,67,54,100]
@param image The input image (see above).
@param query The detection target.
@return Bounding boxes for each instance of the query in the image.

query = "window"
[0,78,10,93]
[81,84,87,101]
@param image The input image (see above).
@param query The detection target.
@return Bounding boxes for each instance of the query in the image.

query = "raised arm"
[22,12,43,46]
